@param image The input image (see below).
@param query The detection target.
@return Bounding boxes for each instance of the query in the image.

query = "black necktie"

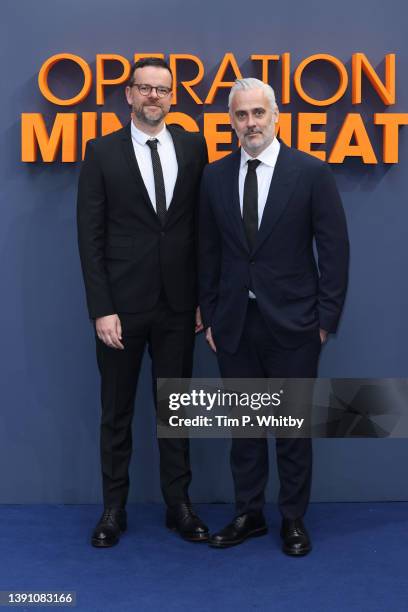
[146,138,167,225]
[243,159,261,250]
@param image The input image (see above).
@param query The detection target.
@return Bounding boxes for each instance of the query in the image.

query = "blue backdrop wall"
[1,0,408,503]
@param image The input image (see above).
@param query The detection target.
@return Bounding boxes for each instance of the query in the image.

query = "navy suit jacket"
[199,141,349,353]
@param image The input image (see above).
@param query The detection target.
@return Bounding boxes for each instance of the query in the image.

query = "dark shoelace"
[101,509,120,525]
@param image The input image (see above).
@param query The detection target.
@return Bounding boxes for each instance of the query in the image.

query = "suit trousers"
[217,300,321,519]
[96,297,195,509]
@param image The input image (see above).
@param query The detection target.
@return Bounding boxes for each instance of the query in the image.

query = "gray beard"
[134,106,165,127]
[244,142,264,156]
[243,133,273,156]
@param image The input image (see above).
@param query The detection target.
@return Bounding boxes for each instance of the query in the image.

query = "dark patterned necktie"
[243,159,261,250]
[146,138,167,225]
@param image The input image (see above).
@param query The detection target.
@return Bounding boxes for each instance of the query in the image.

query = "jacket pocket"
[106,235,134,247]
[105,246,134,260]
[284,285,317,300]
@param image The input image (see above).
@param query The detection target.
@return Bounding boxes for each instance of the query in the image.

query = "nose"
[247,112,257,128]
[149,87,159,99]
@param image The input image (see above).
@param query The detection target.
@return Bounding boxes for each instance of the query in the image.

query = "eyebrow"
[235,107,266,115]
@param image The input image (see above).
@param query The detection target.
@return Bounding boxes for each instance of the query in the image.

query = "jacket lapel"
[252,141,300,255]
[220,149,250,252]
[164,124,186,224]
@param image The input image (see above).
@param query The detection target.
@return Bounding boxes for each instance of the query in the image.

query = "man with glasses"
[77,57,209,547]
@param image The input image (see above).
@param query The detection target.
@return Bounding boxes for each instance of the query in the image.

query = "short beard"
[134,105,165,127]
[243,138,265,156]
[242,132,273,156]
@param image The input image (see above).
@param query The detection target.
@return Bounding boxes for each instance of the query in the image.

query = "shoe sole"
[91,526,127,548]
[166,524,209,543]
[208,526,268,548]
[281,544,312,557]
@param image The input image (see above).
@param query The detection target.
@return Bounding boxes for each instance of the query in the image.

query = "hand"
[319,329,328,344]
[205,327,217,352]
[95,314,124,350]
[195,307,204,334]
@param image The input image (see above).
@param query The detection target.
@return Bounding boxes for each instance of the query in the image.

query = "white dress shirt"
[239,137,281,298]
[238,136,281,225]
[130,121,178,210]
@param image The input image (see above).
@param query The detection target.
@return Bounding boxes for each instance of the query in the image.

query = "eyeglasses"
[131,83,172,98]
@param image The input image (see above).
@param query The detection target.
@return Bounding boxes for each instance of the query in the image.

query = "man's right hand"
[95,314,124,350]
[205,327,217,353]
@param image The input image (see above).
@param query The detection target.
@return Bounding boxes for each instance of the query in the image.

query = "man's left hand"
[320,329,328,344]
[195,307,204,333]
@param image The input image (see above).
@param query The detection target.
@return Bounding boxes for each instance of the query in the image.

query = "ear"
[125,86,132,106]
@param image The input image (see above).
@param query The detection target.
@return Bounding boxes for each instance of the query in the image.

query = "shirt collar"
[131,120,168,146]
[240,137,281,169]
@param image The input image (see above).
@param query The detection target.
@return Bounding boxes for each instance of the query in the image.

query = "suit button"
[160,231,165,236]
[250,260,255,265]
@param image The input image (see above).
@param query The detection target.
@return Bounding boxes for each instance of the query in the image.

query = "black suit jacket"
[199,141,349,352]
[77,122,208,319]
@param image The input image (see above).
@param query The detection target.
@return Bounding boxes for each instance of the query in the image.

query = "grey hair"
[228,78,278,111]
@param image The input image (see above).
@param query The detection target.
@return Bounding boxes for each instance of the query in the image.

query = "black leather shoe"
[209,512,268,548]
[280,518,311,556]
[91,508,127,548]
[166,503,209,542]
